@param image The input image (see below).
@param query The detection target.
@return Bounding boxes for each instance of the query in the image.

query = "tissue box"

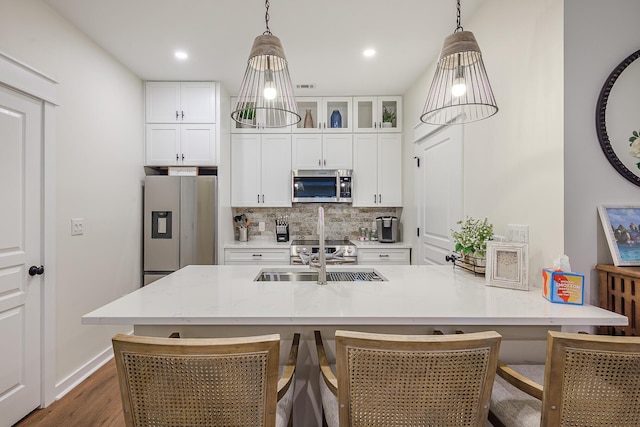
[542,269,584,305]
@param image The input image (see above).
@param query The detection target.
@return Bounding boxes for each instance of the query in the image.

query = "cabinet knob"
[176,154,179,161]
[176,111,179,120]
[181,154,185,160]
[379,194,382,203]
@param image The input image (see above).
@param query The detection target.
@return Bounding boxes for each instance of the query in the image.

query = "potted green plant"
[238,107,255,128]
[382,106,396,127]
[451,216,493,264]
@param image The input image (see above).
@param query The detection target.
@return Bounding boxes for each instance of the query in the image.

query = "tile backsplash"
[232,205,403,241]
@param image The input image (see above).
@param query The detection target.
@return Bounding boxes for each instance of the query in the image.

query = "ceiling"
[44,0,482,96]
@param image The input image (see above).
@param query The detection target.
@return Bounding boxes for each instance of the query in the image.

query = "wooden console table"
[596,264,640,336]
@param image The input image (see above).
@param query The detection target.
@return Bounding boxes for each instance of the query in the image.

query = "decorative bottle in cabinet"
[304,109,314,128]
[330,110,342,128]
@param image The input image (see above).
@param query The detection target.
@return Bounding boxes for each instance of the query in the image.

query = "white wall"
[564,0,640,303]
[0,0,143,388]
[403,0,564,282]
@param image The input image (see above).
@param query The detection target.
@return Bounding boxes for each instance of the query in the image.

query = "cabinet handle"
[374,122,377,129]
[176,154,179,161]
[262,194,265,203]
[318,159,321,166]
[181,154,185,160]
[379,254,390,258]
[379,194,382,203]
[257,194,260,203]
[252,254,263,257]
[324,159,326,166]
[374,194,377,203]
[176,110,179,120]
[181,110,184,119]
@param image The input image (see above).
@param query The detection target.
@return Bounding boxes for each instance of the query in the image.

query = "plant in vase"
[382,106,396,127]
[451,216,493,265]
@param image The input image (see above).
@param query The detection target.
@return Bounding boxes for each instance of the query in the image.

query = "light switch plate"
[507,224,529,243]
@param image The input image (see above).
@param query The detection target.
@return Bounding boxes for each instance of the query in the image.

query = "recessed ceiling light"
[174,51,188,60]
[363,49,376,57]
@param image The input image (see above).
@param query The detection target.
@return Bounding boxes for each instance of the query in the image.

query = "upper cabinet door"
[323,97,352,132]
[293,97,352,132]
[180,82,216,123]
[292,134,323,169]
[353,96,402,133]
[146,82,181,123]
[146,82,216,123]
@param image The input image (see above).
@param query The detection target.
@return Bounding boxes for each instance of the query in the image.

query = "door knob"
[29,265,45,276]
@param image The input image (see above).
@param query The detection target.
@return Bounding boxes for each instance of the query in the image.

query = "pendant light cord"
[455,0,464,32]
[263,0,272,35]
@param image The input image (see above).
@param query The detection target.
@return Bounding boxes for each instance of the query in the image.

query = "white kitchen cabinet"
[146,82,216,123]
[291,133,352,170]
[230,97,292,134]
[293,97,352,133]
[224,248,290,265]
[145,124,217,166]
[358,247,410,265]
[353,96,402,133]
[352,133,402,207]
[231,133,292,207]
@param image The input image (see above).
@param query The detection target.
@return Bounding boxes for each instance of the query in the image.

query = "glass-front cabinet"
[353,96,402,133]
[230,97,291,134]
[294,97,352,133]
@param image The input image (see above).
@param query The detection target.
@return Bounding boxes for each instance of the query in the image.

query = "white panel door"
[416,126,463,265]
[231,134,261,206]
[261,134,292,207]
[377,133,402,207]
[145,82,181,123]
[145,124,180,165]
[180,82,216,123]
[291,134,323,169]
[323,134,353,170]
[0,85,43,425]
[181,124,216,165]
[352,134,379,207]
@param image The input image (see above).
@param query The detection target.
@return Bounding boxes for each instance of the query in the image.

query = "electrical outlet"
[71,218,84,236]
[507,224,529,243]
[259,221,265,231]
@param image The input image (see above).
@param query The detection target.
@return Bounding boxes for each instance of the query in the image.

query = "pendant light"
[420,0,498,125]
[231,0,300,128]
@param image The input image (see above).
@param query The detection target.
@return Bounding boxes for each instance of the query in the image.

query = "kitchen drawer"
[224,248,290,265]
[358,248,410,265]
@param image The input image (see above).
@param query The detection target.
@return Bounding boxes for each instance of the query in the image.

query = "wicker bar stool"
[315,329,502,427]
[112,333,300,427]
[489,331,640,427]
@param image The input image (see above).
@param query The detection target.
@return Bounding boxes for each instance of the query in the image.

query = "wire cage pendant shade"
[231,5,300,128]
[421,28,497,125]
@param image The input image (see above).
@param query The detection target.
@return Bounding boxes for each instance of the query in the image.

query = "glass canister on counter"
[370,220,378,241]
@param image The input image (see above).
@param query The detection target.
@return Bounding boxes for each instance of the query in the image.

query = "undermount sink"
[254,268,386,282]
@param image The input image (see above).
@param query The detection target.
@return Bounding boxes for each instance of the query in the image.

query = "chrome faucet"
[310,207,327,285]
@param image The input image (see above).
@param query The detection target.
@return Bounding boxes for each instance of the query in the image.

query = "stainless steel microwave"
[292,169,352,203]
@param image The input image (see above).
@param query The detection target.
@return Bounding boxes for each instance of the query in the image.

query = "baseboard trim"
[54,329,133,400]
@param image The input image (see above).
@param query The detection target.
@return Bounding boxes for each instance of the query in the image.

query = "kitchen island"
[83,264,626,425]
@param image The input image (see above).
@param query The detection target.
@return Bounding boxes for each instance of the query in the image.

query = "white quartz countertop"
[82,265,627,327]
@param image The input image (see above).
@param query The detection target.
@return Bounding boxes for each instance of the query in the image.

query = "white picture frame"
[485,241,529,291]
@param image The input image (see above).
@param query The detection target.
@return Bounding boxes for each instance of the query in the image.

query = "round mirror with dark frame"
[596,49,640,187]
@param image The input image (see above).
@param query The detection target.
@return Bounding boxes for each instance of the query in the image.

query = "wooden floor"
[14,360,124,427]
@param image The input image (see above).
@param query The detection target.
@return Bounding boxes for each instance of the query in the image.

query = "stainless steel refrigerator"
[143,175,217,285]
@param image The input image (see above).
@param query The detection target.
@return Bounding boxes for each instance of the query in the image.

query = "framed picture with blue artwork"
[598,205,640,266]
